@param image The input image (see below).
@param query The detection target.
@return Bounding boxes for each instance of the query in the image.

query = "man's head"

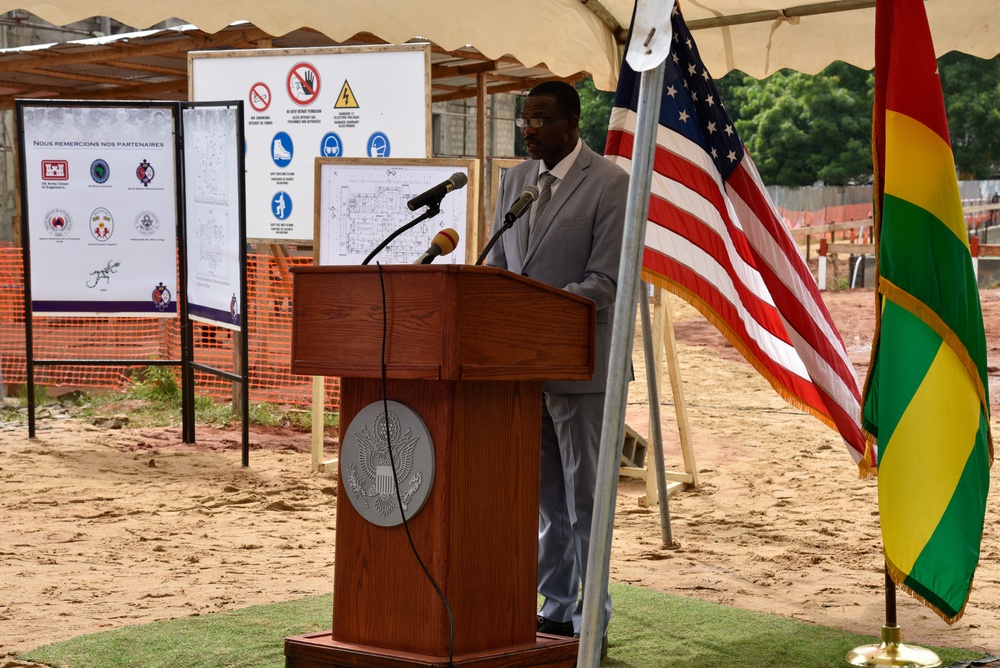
[520,81,581,168]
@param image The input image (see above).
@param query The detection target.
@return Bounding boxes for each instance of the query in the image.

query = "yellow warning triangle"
[336,80,359,109]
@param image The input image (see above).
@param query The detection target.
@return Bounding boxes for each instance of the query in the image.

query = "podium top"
[290,264,595,381]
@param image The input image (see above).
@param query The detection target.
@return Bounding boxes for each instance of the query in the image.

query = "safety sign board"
[192,45,431,240]
[286,62,321,106]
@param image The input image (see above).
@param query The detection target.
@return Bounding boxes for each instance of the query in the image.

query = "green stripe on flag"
[900,413,992,620]
[880,195,988,394]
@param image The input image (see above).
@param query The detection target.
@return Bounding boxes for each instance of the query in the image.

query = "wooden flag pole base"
[846,626,942,668]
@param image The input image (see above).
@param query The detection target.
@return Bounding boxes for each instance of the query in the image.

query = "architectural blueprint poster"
[182,105,245,331]
[190,45,430,242]
[20,104,178,317]
[316,159,476,266]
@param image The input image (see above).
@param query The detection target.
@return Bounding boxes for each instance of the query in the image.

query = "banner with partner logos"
[19,103,179,317]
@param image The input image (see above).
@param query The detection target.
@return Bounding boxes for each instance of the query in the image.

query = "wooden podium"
[285,265,595,668]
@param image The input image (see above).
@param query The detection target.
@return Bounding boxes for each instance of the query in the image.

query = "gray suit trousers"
[537,390,612,634]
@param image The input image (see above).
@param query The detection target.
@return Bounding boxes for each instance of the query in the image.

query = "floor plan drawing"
[318,164,469,265]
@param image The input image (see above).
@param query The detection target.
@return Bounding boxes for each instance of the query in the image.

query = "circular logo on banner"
[271,131,294,167]
[341,400,436,527]
[44,209,72,236]
[272,191,292,220]
[90,207,114,241]
[135,210,160,236]
[90,159,110,184]
[249,82,271,112]
[320,132,342,157]
[286,62,320,106]
[367,132,390,157]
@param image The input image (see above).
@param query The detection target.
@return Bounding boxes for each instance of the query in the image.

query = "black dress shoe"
[536,615,574,637]
[574,632,609,660]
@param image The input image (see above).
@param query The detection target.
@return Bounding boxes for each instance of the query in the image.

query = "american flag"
[605,4,871,470]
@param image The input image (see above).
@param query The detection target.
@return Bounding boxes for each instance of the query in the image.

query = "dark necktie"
[530,172,557,242]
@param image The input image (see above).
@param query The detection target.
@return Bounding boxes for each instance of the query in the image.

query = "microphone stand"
[475,214,517,266]
[362,200,442,266]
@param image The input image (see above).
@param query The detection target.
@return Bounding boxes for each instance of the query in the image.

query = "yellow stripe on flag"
[884,110,968,246]
[879,339,983,573]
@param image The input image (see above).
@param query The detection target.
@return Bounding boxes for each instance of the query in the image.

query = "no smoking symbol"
[249,82,271,112]
[287,62,320,106]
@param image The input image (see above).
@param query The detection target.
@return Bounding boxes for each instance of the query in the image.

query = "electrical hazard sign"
[335,80,359,109]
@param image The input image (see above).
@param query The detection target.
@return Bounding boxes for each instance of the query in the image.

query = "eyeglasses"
[515,116,570,129]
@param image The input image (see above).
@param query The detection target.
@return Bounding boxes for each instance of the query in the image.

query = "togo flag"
[865,0,993,623]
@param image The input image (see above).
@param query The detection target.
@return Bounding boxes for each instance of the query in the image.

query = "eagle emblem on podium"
[345,405,430,523]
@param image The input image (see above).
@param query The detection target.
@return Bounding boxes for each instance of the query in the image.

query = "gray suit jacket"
[486,143,629,394]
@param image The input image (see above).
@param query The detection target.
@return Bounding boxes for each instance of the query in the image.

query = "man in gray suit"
[486,81,628,653]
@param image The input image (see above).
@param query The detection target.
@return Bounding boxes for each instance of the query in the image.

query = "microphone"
[476,186,539,265]
[504,185,539,222]
[407,172,468,211]
[414,228,460,264]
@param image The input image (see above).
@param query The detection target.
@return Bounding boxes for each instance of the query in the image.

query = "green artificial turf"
[22,585,984,668]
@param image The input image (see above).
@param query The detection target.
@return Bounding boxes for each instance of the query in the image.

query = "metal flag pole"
[639,280,677,548]
[577,56,666,668]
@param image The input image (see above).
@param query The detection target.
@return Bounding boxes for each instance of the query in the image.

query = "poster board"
[181,103,246,331]
[190,44,431,243]
[488,158,525,238]
[18,102,179,317]
[314,158,478,265]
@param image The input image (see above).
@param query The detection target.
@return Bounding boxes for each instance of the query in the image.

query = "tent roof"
[0,21,572,109]
[0,0,995,91]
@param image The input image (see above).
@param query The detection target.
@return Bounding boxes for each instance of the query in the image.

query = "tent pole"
[577,58,665,668]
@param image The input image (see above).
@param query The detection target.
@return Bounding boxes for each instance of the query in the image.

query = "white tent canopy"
[0,0,996,87]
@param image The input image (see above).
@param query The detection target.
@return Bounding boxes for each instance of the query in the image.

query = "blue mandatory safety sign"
[271,131,294,167]
[320,132,343,157]
[367,132,390,158]
[272,191,292,220]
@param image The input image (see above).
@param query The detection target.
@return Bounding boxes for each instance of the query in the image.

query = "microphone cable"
[375,261,455,666]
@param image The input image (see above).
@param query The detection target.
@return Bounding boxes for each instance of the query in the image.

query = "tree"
[718,63,872,186]
[576,77,615,153]
[939,53,1000,179]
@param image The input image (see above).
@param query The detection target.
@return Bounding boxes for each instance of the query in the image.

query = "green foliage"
[719,53,1000,184]
[719,63,873,186]
[124,365,181,403]
[939,52,1000,179]
[22,586,982,668]
[577,77,615,154]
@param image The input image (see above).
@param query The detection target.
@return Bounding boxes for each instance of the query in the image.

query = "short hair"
[527,81,580,118]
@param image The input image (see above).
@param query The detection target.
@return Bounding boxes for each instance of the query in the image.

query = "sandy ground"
[2,288,1000,666]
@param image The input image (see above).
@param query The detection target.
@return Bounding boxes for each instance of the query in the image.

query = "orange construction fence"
[0,245,340,410]
[779,200,998,230]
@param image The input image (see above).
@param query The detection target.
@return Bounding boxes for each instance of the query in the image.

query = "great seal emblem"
[341,400,435,527]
